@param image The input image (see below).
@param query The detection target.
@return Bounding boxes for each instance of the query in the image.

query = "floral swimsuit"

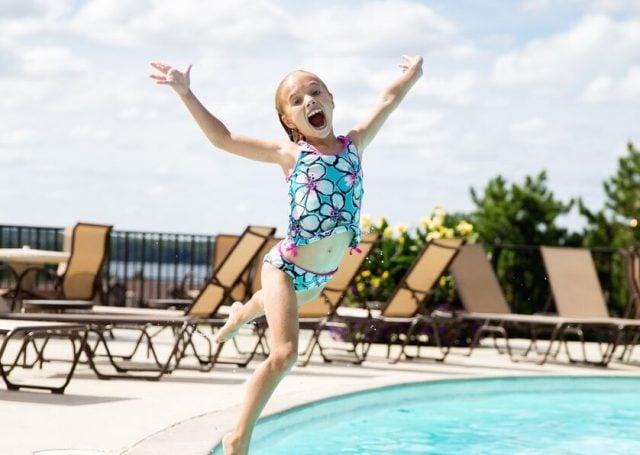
[264,135,364,291]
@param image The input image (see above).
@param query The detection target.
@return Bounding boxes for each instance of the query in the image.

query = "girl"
[150,55,423,455]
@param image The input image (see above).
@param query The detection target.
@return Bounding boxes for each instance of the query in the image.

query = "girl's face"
[278,72,334,140]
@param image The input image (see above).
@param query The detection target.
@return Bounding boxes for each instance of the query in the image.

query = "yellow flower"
[360,213,372,232]
[426,230,443,241]
[383,227,393,238]
[381,270,390,280]
[419,216,431,231]
[456,220,474,237]
[371,277,381,288]
[356,283,366,293]
[394,224,408,236]
[440,227,455,238]
[377,216,387,229]
[433,205,446,217]
[361,270,371,278]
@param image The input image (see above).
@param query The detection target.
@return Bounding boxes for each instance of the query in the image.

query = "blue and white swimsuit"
[264,135,364,291]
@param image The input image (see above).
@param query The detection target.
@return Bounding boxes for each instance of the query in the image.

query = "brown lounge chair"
[0,319,88,394]
[449,243,569,360]
[450,244,632,365]
[296,231,381,366]
[3,226,276,380]
[20,222,112,312]
[541,246,640,365]
[326,238,464,364]
[170,232,252,303]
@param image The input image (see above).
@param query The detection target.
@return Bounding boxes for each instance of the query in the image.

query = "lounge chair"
[20,222,113,312]
[0,319,88,394]
[326,238,464,364]
[449,243,568,360]
[296,231,381,366]
[3,226,277,379]
[540,246,640,365]
[450,244,632,365]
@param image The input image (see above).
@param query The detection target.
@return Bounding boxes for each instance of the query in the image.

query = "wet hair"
[274,70,331,143]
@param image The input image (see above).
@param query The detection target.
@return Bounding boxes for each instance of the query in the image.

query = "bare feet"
[214,301,245,343]
[222,431,248,455]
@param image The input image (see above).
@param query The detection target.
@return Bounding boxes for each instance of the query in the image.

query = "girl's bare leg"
[222,264,299,455]
[214,277,322,343]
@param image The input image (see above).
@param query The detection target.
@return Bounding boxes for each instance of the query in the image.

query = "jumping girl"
[150,55,423,454]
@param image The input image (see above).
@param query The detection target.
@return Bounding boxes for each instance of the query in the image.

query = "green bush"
[347,207,477,306]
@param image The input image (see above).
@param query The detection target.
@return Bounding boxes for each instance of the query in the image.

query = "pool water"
[213,376,640,454]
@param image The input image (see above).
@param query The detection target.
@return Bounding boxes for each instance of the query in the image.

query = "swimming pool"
[212,376,640,454]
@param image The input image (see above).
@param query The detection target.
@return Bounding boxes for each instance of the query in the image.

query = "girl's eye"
[311,90,320,96]
[292,98,301,105]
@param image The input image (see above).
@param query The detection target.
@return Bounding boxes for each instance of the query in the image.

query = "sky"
[1,0,639,236]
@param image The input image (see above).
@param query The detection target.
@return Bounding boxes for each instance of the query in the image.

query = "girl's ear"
[281,114,296,130]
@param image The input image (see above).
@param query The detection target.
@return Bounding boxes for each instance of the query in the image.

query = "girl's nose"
[305,97,316,107]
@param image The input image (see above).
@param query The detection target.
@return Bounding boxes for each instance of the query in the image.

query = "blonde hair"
[274,70,331,142]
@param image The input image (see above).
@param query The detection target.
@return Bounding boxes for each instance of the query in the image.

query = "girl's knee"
[269,343,298,371]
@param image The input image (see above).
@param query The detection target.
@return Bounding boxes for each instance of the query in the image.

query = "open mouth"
[307,108,327,129]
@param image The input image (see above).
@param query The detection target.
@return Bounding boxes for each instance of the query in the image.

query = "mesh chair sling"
[18,222,112,311]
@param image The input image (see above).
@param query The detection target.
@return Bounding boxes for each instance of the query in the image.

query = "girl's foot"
[222,432,247,455]
[214,301,244,343]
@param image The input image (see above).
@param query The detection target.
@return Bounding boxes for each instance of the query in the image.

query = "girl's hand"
[399,55,423,78]
[150,62,192,96]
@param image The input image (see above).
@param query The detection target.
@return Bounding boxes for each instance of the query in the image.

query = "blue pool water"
[213,376,640,454]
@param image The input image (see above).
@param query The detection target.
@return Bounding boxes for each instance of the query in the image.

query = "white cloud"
[289,0,457,57]
[19,46,89,75]
[0,128,36,146]
[589,0,640,15]
[509,117,569,145]
[414,72,477,105]
[492,14,640,94]
[69,0,289,52]
[582,66,640,103]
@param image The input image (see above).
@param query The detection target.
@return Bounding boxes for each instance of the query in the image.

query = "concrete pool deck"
[1,327,639,455]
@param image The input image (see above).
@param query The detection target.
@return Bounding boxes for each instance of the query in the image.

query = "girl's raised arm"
[150,62,293,166]
[348,55,423,154]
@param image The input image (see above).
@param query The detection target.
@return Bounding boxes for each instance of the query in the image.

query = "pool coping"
[120,369,640,455]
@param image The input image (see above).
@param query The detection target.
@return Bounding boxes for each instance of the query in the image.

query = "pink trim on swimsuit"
[277,241,337,276]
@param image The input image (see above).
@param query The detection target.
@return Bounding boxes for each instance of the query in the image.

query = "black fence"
[0,224,216,305]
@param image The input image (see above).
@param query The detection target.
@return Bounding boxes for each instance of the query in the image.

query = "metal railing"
[0,224,216,306]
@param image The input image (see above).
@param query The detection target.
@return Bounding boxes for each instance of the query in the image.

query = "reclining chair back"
[382,238,463,318]
[60,223,113,300]
[188,226,275,317]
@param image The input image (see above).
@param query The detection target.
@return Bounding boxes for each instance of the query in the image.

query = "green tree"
[579,141,640,315]
[469,171,575,313]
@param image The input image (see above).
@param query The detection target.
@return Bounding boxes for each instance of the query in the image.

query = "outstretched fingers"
[150,61,171,73]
